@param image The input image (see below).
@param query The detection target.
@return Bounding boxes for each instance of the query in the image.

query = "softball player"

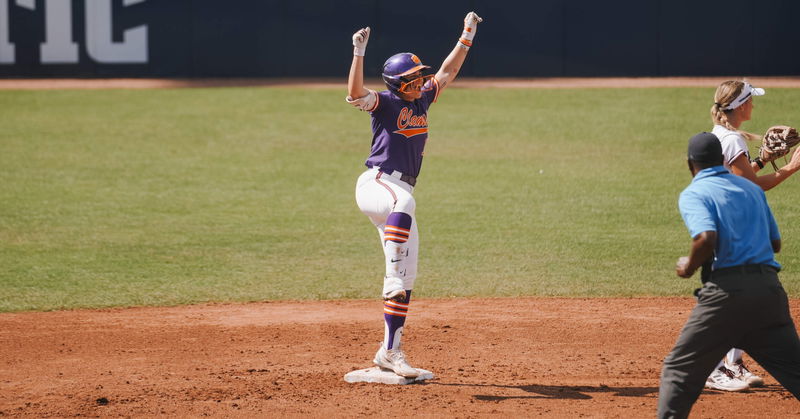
[660,131,800,417]
[706,80,800,391]
[346,12,482,377]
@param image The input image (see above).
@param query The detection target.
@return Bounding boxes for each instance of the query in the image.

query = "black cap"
[687,132,723,165]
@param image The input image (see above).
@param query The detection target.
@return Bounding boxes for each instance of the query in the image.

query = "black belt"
[375,168,416,187]
[712,264,779,276]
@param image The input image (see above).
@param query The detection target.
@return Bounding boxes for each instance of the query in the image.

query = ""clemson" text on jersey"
[393,107,428,138]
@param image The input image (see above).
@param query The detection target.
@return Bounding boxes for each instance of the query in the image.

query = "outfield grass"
[3,85,800,311]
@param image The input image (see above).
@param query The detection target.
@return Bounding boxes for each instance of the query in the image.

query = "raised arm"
[434,12,482,90]
[348,27,371,100]
[728,148,800,191]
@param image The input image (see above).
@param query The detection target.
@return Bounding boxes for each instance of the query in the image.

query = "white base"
[343,366,434,385]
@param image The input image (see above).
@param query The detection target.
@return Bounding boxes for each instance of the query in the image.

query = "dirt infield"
[3,77,800,417]
[1,298,799,417]
[3,76,800,90]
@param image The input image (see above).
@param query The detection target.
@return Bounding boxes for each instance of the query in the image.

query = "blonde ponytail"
[711,80,761,141]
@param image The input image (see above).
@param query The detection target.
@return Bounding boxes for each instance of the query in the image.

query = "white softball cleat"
[705,366,749,392]
[373,345,419,378]
[726,360,764,387]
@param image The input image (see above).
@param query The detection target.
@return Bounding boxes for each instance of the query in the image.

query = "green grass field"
[3,85,800,312]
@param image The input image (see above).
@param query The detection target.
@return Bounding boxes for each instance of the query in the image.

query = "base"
[343,366,434,385]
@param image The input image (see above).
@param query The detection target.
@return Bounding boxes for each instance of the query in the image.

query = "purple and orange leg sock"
[383,291,411,350]
[384,212,412,245]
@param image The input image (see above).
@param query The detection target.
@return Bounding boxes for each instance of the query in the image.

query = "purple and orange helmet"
[382,52,434,95]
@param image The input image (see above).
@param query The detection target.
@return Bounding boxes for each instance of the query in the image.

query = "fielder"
[658,132,800,418]
[346,12,482,377]
[705,80,800,391]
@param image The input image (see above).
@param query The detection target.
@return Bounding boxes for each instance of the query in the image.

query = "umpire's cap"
[687,132,723,165]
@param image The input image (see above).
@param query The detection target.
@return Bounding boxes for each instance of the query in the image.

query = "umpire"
[658,132,800,418]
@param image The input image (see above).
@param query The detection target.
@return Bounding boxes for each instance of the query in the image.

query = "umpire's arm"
[677,231,716,278]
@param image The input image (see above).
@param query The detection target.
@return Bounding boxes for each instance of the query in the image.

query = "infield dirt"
[1,297,799,417]
[2,77,800,417]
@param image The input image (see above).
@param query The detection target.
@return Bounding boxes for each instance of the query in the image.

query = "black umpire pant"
[657,265,800,419]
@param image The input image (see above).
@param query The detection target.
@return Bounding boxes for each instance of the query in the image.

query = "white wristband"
[461,28,475,42]
[460,12,481,47]
[354,46,365,57]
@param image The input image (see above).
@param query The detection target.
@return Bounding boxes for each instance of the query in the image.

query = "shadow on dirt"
[433,382,788,400]
[431,382,658,400]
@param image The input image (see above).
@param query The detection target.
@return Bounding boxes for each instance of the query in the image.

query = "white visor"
[722,82,765,110]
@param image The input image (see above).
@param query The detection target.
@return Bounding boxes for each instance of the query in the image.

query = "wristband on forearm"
[459,26,474,50]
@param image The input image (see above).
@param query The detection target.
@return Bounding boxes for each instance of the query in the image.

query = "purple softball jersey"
[364,79,441,179]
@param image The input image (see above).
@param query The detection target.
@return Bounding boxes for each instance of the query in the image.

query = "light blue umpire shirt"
[678,165,781,271]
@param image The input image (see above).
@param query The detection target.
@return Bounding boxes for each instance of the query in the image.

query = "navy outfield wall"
[2,0,800,78]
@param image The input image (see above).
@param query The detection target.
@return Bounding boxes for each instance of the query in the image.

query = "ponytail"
[711,81,761,141]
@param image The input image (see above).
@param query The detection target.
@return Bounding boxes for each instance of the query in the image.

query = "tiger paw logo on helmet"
[382,52,434,96]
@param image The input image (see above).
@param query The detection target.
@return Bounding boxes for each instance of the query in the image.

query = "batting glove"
[459,12,482,49]
[352,27,370,57]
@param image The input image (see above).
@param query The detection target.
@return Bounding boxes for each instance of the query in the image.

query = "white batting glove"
[352,27,370,57]
[459,12,482,49]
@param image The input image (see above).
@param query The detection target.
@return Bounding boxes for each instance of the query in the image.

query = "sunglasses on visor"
[399,74,435,94]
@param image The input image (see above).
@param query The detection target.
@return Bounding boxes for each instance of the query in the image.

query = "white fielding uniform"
[713,124,750,170]
[711,124,755,376]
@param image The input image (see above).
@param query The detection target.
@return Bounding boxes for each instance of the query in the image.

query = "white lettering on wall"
[0,0,13,64]
[41,0,79,63]
[86,0,147,63]
[0,0,33,64]
[0,0,148,65]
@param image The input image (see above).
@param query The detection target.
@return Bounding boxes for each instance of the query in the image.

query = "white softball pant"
[355,168,419,293]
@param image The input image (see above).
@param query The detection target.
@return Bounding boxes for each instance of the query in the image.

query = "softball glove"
[760,125,800,170]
